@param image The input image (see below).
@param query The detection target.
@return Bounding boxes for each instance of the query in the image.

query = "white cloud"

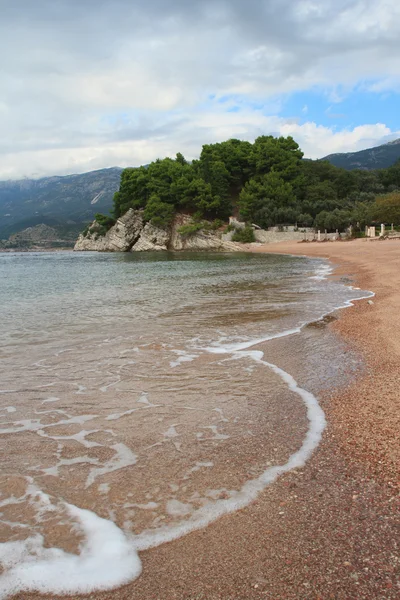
[1,105,398,179]
[0,0,400,177]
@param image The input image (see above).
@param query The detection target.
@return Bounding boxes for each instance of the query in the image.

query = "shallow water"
[0,251,371,597]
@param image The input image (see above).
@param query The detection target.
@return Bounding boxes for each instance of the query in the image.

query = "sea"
[0,250,372,597]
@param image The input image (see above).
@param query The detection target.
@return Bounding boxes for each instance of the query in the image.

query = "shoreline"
[9,241,400,599]
[248,238,400,489]
[0,247,74,253]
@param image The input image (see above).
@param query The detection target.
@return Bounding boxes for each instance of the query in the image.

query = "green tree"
[232,225,256,243]
[251,135,303,180]
[113,166,149,217]
[350,202,372,231]
[239,171,296,227]
[175,152,187,166]
[314,209,351,231]
[94,213,115,229]
[198,139,253,197]
[143,194,175,228]
[378,159,400,190]
[296,213,314,227]
[110,133,400,236]
[370,192,400,224]
[178,178,220,214]
[353,170,384,195]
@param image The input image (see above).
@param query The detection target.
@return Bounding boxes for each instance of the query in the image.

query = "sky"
[1,0,400,179]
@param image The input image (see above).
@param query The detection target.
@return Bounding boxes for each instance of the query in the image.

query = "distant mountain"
[0,224,76,250]
[322,139,400,170]
[0,167,123,239]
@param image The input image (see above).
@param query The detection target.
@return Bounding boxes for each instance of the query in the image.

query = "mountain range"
[322,138,400,170]
[0,167,122,241]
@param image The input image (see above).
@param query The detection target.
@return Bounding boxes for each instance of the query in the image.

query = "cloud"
[1,0,400,177]
[2,106,397,179]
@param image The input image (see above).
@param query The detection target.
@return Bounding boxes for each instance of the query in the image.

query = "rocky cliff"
[74,211,241,252]
[74,209,144,251]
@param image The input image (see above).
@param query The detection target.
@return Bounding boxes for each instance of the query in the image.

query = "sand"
[250,237,400,489]
[12,238,400,600]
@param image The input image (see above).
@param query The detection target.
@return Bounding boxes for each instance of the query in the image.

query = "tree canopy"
[108,139,400,232]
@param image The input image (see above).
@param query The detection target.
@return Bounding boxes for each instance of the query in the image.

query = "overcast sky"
[1,0,400,179]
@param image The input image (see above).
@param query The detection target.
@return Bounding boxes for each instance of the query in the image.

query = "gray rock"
[176,230,241,251]
[74,209,143,251]
[105,209,144,251]
[131,222,170,251]
[75,209,241,253]
[170,215,241,251]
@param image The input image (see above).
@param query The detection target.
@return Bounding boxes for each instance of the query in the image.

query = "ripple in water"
[0,251,372,597]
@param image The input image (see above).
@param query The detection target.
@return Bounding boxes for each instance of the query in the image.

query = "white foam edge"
[202,277,374,355]
[0,343,329,599]
[169,350,199,368]
[309,262,333,281]
[0,501,141,598]
[0,274,374,598]
[132,363,324,555]
[130,283,375,556]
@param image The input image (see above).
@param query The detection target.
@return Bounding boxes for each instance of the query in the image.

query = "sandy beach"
[251,237,400,490]
[11,237,398,600]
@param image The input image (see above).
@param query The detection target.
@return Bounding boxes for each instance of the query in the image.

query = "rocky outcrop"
[131,222,170,251]
[169,216,239,251]
[74,210,242,253]
[173,230,240,251]
[74,209,143,251]
[74,228,104,251]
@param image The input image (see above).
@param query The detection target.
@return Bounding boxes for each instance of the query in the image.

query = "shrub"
[210,219,224,230]
[178,222,204,237]
[232,225,256,243]
[89,224,108,237]
[94,213,116,230]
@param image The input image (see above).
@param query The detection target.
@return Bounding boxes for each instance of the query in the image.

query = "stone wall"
[223,228,343,244]
[253,230,310,243]
[223,229,313,244]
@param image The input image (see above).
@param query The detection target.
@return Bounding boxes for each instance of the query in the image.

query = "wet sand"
[250,237,400,489]
[14,238,399,600]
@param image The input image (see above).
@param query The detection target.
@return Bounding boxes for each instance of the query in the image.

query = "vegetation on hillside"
[0,168,122,240]
[99,136,400,234]
[322,139,400,171]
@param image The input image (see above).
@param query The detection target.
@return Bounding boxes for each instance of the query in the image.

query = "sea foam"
[0,492,141,598]
[0,328,326,598]
[0,260,374,598]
